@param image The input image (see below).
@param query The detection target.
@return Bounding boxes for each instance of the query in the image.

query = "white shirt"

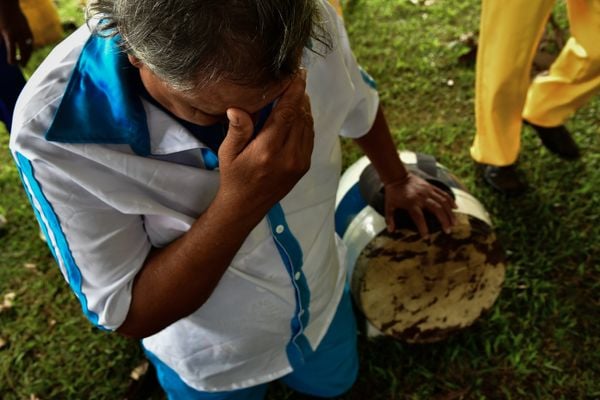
[10,1,379,391]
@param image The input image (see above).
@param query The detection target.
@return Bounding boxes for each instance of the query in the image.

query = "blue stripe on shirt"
[14,152,109,330]
[267,203,313,367]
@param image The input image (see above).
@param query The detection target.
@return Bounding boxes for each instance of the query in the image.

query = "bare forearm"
[353,106,408,185]
[354,105,457,236]
[117,193,266,339]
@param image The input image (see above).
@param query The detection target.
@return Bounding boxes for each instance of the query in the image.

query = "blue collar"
[45,34,151,156]
[46,34,275,157]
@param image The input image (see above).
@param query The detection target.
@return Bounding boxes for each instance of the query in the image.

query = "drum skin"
[351,213,505,343]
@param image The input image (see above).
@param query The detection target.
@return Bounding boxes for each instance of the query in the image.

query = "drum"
[335,151,506,343]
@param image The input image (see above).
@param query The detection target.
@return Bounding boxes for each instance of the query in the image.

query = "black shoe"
[479,164,528,196]
[524,120,580,160]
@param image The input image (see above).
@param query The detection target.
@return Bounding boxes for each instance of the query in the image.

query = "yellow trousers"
[19,0,63,48]
[471,0,600,166]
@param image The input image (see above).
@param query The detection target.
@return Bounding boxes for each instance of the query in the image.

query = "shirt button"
[294,272,301,280]
[275,225,285,234]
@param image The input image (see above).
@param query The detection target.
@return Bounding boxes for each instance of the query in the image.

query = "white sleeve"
[323,0,379,139]
[13,151,152,331]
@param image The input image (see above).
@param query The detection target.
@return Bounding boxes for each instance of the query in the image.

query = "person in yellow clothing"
[471,0,600,195]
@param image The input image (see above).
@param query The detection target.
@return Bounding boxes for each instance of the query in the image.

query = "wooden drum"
[335,151,506,343]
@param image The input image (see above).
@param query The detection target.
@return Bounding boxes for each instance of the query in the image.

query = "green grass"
[1,0,599,399]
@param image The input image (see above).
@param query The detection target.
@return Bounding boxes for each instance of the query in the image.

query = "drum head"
[351,213,506,343]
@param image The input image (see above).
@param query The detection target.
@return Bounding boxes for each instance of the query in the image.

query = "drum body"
[335,151,506,343]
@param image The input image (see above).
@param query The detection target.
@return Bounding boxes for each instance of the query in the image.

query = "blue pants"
[146,288,359,400]
[0,44,26,131]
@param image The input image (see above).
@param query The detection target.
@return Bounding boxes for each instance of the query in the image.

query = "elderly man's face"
[131,56,293,127]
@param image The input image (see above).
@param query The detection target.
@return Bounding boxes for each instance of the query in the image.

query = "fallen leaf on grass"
[130,360,149,381]
[459,32,477,43]
[409,0,437,5]
[0,292,16,312]
[24,263,37,270]
[0,337,7,350]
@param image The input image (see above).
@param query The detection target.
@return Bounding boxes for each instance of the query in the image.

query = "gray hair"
[87,0,332,91]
